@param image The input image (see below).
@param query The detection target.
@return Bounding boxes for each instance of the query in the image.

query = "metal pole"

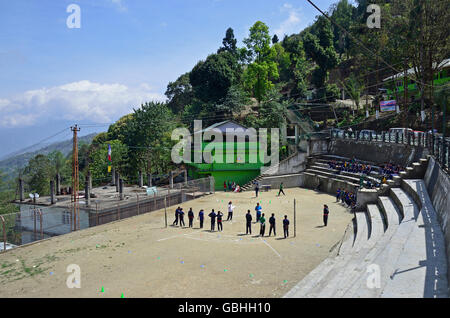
[33,208,37,241]
[294,199,296,238]
[164,196,167,228]
[39,209,43,239]
[0,216,6,251]
[117,203,120,220]
[137,194,140,215]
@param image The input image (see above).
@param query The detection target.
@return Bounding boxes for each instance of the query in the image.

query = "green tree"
[243,22,279,103]
[90,140,128,186]
[218,27,238,55]
[23,154,53,196]
[165,73,194,115]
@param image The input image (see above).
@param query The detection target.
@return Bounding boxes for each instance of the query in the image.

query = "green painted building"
[186,120,265,190]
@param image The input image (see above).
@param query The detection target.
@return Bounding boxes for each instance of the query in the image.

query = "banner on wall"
[380,100,397,112]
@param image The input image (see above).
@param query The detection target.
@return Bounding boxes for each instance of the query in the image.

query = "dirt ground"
[0,188,353,298]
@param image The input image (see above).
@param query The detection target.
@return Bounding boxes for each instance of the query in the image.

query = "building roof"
[383,58,450,82]
[196,120,249,135]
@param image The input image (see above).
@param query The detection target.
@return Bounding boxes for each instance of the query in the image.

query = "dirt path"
[0,188,353,298]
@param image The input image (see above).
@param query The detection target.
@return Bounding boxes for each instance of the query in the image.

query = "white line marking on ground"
[260,237,282,258]
[157,234,187,242]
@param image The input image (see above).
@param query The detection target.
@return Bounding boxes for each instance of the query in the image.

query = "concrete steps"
[284,179,449,298]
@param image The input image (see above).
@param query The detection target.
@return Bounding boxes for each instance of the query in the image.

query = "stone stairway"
[284,178,448,298]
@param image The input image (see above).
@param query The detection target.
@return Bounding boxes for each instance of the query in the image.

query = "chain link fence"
[0,176,214,252]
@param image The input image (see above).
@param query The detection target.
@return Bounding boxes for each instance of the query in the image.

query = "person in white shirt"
[227,201,235,221]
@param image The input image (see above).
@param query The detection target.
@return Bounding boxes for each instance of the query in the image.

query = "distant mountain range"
[0,133,97,182]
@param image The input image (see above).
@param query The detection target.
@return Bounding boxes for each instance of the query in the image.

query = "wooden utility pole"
[71,125,80,231]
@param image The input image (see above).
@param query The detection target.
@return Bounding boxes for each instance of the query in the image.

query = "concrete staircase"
[284,178,448,298]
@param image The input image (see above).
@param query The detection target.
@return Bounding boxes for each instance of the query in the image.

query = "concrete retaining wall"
[424,157,450,287]
[329,139,429,167]
[275,152,308,175]
[259,173,303,189]
[299,173,358,195]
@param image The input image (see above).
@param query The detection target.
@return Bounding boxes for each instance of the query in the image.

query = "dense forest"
[1,0,449,214]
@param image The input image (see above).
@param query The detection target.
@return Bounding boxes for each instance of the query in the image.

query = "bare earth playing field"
[0,188,353,298]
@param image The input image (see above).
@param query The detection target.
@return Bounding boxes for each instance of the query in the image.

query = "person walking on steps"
[323,204,330,227]
[283,215,290,238]
[268,213,276,237]
[278,183,285,196]
[208,209,217,232]
[246,210,252,235]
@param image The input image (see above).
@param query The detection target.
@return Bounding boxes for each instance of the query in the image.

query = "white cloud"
[110,0,127,12]
[274,3,303,38]
[0,80,165,128]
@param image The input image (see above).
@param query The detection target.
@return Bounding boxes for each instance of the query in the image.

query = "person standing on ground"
[323,204,330,227]
[268,213,276,237]
[217,211,223,232]
[224,181,227,192]
[283,215,290,239]
[254,181,260,197]
[179,208,185,227]
[336,188,341,202]
[198,209,204,229]
[227,201,234,221]
[255,203,262,223]
[172,207,180,226]
[259,213,266,237]
[188,208,194,228]
[246,210,252,235]
[278,183,285,196]
[208,209,217,232]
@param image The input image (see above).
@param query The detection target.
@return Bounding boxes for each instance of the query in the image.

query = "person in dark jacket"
[268,213,276,237]
[198,209,204,229]
[217,211,223,232]
[245,210,252,235]
[208,209,217,232]
[178,208,185,227]
[188,208,194,228]
[323,205,330,226]
[283,215,290,238]
[172,207,180,226]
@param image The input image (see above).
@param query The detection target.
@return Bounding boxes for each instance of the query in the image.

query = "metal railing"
[0,176,214,252]
[330,130,449,172]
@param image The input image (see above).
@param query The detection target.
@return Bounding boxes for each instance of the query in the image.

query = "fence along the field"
[0,176,214,252]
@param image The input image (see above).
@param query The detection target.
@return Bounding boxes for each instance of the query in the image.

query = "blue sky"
[0,0,338,158]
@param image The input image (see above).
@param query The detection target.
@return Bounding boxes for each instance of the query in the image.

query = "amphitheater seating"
[284,177,448,298]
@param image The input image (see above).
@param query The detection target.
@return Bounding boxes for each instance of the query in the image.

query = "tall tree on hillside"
[122,102,178,176]
[329,0,355,59]
[282,34,310,99]
[243,21,279,103]
[218,27,238,55]
[165,73,194,115]
[303,17,339,101]
[23,154,53,196]
[190,51,241,104]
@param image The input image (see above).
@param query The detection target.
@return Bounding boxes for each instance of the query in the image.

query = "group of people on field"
[224,180,241,193]
[172,201,292,238]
